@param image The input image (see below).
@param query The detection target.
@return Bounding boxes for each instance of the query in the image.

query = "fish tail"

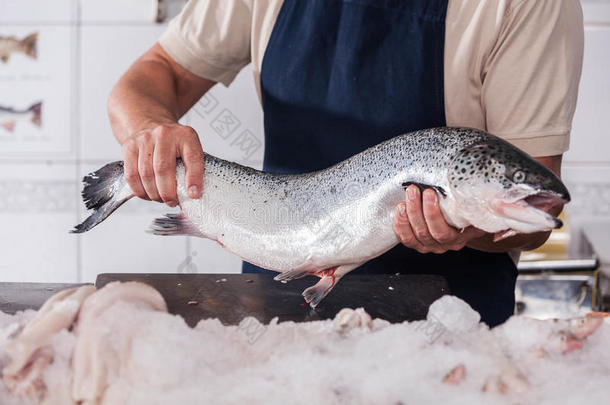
[28,101,42,127]
[71,161,133,233]
[21,32,38,59]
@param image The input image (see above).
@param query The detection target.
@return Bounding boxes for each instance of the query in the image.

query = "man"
[108,0,584,326]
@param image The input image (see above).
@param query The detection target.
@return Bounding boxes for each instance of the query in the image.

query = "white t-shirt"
[159,0,584,158]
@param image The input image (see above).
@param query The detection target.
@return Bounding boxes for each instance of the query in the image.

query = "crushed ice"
[1,294,609,405]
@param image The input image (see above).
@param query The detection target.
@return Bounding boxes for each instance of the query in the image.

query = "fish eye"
[512,170,527,183]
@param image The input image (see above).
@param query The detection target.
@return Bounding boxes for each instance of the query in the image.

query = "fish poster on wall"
[0,26,73,157]
[0,32,38,64]
[0,101,42,132]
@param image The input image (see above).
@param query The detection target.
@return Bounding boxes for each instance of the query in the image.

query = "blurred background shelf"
[516,214,606,319]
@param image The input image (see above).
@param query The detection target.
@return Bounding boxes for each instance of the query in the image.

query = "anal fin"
[148,213,203,237]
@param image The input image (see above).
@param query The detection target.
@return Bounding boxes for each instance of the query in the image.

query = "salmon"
[72,127,570,307]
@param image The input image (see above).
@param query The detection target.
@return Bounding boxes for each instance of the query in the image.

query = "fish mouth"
[522,191,569,229]
[491,189,568,235]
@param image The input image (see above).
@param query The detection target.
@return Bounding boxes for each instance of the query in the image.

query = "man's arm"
[108,43,215,207]
[393,155,564,254]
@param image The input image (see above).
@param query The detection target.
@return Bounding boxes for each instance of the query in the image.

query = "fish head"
[447,137,570,235]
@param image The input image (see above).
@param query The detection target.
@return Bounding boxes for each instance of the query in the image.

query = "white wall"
[0,0,263,282]
[0,0,608,283]
[563,0,610,226]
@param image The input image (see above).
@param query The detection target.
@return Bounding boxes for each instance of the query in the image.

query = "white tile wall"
[563,0,610,224]
[0,0,263,282]
[80,0,160,23]
[0,0,608,282]
[0,0,76,23]
[79,24,168,162]
[0,162,78,282]
[565,28,610,164]
[581,0,610,24]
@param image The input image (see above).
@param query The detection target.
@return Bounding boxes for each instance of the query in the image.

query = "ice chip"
[427,295,481,333]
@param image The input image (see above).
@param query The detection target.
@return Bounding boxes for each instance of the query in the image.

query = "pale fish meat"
[72,127,570,307]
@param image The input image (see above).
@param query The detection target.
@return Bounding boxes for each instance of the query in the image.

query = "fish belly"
[176,162,401,273]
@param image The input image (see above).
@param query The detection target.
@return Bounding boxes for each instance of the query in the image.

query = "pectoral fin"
[401,181,446,197]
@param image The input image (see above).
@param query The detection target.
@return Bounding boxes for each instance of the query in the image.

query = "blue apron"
[243,0,517,326]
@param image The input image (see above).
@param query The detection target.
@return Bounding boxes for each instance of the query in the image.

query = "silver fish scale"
[177,127,487,272]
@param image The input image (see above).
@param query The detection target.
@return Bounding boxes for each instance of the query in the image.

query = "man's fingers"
[405,186,436,246]
[397,187,485,254]
[180,128,204,199]
[138,141,161,202]
[120,124,204,204]
[394,202,442,254]
[153,131,177,207]
[393,203,426,252]
[121,141,147,199]
[422,189,458,244]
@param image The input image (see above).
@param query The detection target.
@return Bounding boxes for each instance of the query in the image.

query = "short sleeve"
[481,0,584,157]
[158,0,252,86]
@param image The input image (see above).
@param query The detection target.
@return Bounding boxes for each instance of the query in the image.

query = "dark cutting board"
[96,273,450,327]
[0,282,92,314]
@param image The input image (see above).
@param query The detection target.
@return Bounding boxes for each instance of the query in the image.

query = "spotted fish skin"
[175,128,484,272]
[73,127,570,306]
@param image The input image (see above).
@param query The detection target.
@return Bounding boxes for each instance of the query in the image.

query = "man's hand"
[121,123,204,207]
[392,185,485,254]
[392,156,564,254]
[108,43,216,207]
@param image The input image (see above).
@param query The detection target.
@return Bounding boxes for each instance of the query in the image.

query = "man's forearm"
[108,59,180,144]
[108,43,215,144]
[107,43,215,205]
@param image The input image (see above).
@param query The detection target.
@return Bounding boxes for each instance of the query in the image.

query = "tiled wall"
[563,0,610,227]
[0,0,262,282]
[0,0,608,283]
